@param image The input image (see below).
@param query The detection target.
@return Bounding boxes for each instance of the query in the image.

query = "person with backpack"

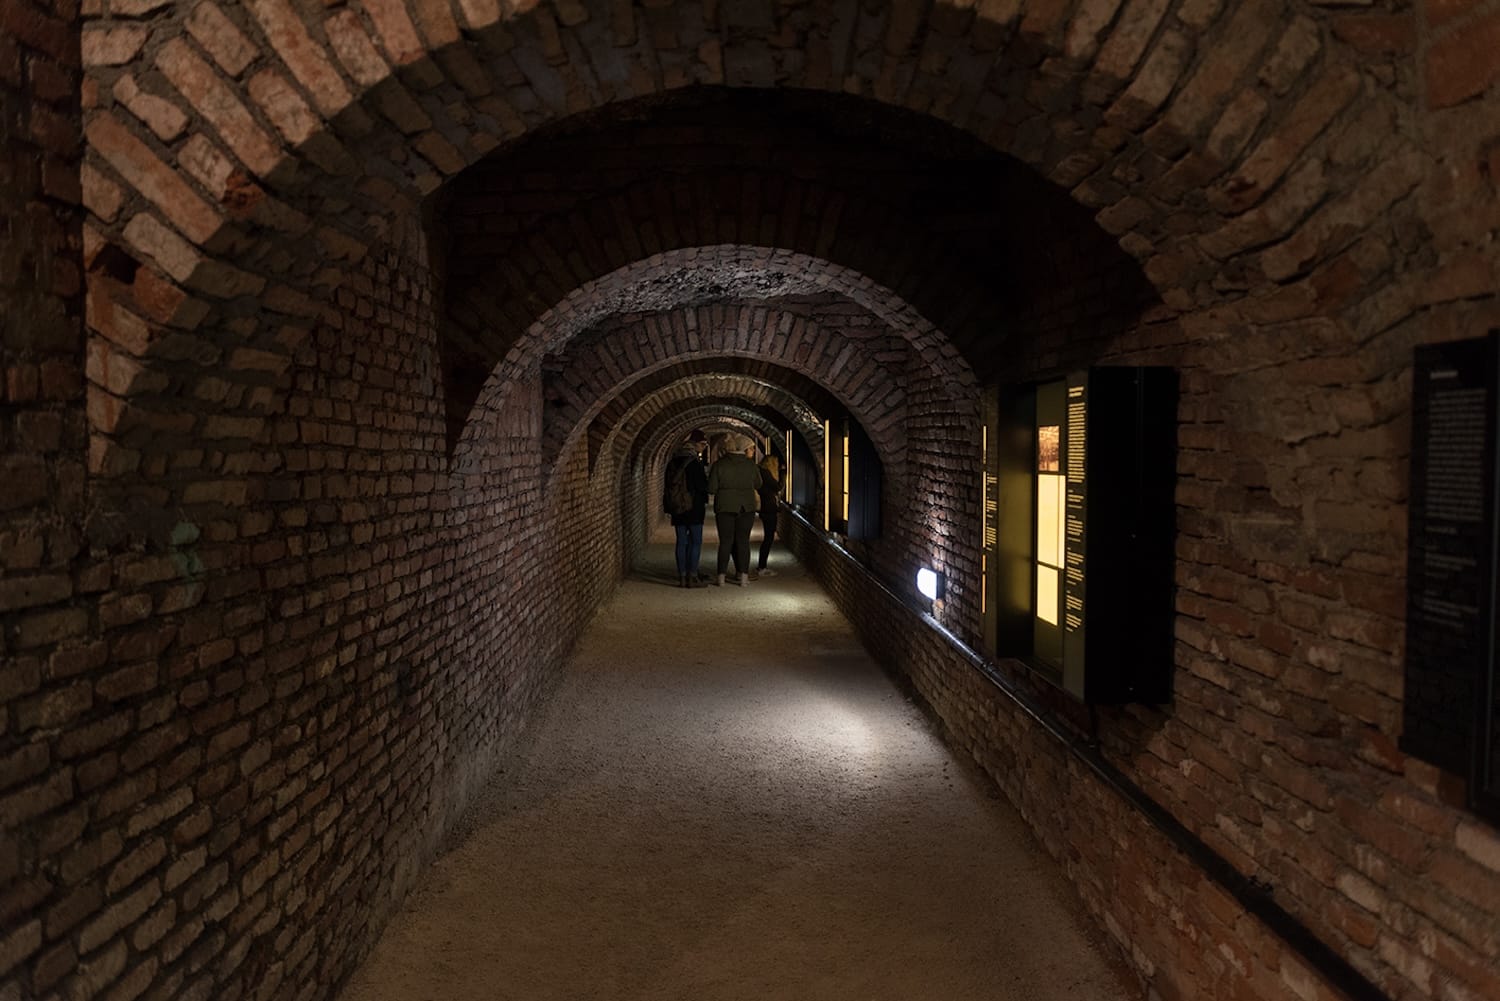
[664,439,709,587]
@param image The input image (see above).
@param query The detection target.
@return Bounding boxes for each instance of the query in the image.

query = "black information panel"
[1404,332,1500,823]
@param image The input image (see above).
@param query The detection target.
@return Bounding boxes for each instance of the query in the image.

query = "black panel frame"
[986,368,1177,705]
[1402,331,1500,826]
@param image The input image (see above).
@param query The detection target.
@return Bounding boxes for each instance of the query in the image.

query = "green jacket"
[707,453,762,514]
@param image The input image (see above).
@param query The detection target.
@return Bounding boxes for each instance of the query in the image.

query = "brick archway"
[461,243,970,459]
[80,1,1418,486]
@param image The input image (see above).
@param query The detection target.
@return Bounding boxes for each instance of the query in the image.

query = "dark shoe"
[680,575,690,588]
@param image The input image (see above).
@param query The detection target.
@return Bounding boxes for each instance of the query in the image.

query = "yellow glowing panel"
[841,431,850,522]
[1036,565,1059,625]
[785,430,793,501]
[981,553,987,615]
[1036,473,1064,568]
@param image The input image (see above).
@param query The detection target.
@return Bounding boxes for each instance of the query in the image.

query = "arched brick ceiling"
[464,243,964,450]
[80,0,1422,482]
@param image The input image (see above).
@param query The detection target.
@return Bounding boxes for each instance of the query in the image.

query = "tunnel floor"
[337,523,1142,1001]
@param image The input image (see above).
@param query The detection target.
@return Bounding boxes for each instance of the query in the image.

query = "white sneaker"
[757,567,777,577]
[715,574,725,587]
[737,573,750,586]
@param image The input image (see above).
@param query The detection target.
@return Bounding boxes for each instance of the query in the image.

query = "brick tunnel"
[3,1,1500,999]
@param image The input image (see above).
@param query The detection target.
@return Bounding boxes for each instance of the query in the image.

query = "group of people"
[664,430,780,587]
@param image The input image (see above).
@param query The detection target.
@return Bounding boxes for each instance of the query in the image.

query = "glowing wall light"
[916,567,945,602]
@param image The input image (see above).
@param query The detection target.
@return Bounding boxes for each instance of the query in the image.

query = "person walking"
[706,433,761,586]
[755,454,781,577]
[664,440,709,587]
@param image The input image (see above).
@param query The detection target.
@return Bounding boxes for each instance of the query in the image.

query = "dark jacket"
[707,452,761,514]
[665,450,708,526]
[757,468,781,516]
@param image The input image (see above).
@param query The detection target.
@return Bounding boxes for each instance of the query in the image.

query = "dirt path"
[338,524,1141,1001]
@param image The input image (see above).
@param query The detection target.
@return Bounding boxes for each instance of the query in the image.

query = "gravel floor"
[338,523,1142,1001]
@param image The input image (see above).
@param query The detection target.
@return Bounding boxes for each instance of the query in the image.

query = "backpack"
[664,460,694,516]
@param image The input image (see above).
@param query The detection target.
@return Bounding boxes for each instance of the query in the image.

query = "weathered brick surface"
[1,1,88,997]
[4,1,1498,1000]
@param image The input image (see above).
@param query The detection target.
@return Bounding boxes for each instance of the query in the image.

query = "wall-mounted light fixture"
[916,566,945,603]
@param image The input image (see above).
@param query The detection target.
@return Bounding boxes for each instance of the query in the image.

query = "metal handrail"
[785,505,1389,1001]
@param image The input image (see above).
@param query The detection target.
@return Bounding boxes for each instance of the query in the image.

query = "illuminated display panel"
[841,420,851,523]
[1032,381,1066,667]
[785,430,793,502]
[990,369,1175,703]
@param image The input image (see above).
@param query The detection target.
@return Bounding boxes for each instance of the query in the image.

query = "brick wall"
[1,0,89,992]
[3,202,628,998]
[6,2,1499,999]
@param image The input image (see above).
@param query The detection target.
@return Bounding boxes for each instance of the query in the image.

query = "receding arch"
[537,307,919,477]
[458,244,970,458]
[576,366,832,476]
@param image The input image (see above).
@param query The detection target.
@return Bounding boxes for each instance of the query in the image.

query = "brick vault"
[2,1,1498,1000]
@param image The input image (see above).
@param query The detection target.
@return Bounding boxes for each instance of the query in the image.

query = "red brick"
[243,0,352,117]
[1427,0,1485,28]
[1164,0,1278,138]
[85,114,220,246]
[456,0,501,30]
[156,37,284,179]
[1213,64,1360,215]
[121,212,202,286]
[1331,13,1415,55]
[409,0,462,48]
[361,0,427,68]
[111,0,173,14]
[324,9,390,88]
[185,1,258,77]
[1091,0,1171,84]
[81,24,148,66]
[1427,9,1500,109]
[113,74,189,141]
[0,0,74,65]
[247,68,319,147]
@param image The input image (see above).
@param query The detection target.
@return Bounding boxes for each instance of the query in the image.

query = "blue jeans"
[674,522,703,575]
